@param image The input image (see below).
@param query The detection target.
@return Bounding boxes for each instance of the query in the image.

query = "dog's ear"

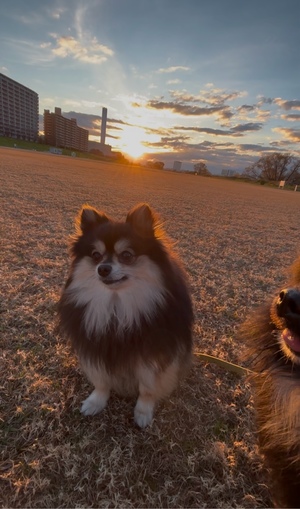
[77,205,109,233]
[290,256,300,285]
[126,203,161,238]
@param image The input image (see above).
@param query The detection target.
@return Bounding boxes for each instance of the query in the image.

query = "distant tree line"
[243,153,300,185]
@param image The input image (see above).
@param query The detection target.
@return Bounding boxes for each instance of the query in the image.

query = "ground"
[1,147,299,508]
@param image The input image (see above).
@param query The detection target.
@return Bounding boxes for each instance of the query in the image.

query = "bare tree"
[194,162,211,176]
[244,153,300,182]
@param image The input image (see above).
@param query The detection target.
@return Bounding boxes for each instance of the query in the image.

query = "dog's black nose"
[277,288,300,325]
[97,264,112,278]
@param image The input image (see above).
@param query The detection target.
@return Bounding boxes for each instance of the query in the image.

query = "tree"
[244,153,300,183]
[146,159,164,170]
[194,161,211,176]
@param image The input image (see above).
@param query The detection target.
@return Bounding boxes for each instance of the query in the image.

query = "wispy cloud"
[167,79,181,85]
[40,42,52,49]
[156,66,190,74]
[47,7,65,19]
[4,36,55,65]
[50,34,114,64]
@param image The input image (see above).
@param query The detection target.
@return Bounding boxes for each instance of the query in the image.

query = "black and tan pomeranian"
[241,256,300,507]
[58,203,193,428]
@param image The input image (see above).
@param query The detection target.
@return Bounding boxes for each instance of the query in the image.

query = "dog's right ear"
[77,205,109,233]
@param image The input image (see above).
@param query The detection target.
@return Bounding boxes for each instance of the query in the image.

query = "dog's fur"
[241,257,300,507]
[58,203,193,428]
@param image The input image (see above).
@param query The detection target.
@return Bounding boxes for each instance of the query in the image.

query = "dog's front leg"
[135,360,180,428]
[134,363,158,428]
[81,387,110,416]
[134,388,156,428]
[80,361,111,416]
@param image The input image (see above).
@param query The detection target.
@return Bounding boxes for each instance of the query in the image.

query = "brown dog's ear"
[77,205,109,233]
[126,203,162,238]
[290,256,300,285]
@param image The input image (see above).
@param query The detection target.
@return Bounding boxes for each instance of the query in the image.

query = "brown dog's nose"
[277,289,300,328]
[97,264,112,278]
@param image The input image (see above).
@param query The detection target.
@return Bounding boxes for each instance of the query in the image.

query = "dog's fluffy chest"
[65,256,166,336]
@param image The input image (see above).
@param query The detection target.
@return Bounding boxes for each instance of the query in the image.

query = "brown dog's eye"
[119,250,135,264]
[91,251,103,263]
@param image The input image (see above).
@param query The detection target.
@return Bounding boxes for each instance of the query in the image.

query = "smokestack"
[100,107,107,144]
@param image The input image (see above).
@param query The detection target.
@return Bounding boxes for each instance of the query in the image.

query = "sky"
[1,0,300,174]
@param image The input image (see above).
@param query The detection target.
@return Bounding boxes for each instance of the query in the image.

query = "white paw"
[134,400,154,428]
[80,389,108,416]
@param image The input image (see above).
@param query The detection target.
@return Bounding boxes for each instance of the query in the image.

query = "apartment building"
[44,107,88,152]
[0,73,39,141]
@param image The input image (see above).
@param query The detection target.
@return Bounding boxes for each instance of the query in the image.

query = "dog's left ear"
[126,203,161,238]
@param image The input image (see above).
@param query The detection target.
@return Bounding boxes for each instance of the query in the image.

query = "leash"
[194,352,253,377]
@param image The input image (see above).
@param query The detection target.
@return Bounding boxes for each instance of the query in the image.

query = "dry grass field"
[1,147,300,508]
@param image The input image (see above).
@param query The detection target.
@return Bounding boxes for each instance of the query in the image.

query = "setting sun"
[119,126,146,159]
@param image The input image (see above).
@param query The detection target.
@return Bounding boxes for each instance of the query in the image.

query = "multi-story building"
[0,73,39,141]
[221,169,237,177]
[173,160,182,171]
[44,107,88,152]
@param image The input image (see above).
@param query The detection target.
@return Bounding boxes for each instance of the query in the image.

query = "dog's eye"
[91,251,103,263]
[118,250,135,264]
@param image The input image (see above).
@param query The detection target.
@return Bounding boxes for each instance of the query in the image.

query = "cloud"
[274,99,300,111]
[174,122,263,137]
[50,34,114,64]
[270,140,296,148]
[47,7,65,19]
[231,122,263,133]
[273,127,300,142]
[167,79,181,85]
[144,134,191,150]
[170,88,247,106]
[155,66,190,74]
[3,36,55,65]
[237,143,273,153]
[237,104,256,113]
[281,113,300,121]
[257,96,274,106]
[18,13,44,25]
[132,86,267,132]
[40,42,52,49]
[141,99,228,117]
[174,125,234,136]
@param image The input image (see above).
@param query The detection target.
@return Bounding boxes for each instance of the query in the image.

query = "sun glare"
[119,126,146,159]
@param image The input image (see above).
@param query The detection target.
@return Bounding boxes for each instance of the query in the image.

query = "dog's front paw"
[81,389,108,416]
[134,399,154,428]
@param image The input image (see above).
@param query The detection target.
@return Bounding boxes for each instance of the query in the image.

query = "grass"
[0,136,51,151]
[0,136,112,160]
[1,147,300,507]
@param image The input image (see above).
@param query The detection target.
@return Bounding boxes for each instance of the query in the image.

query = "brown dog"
[241,257,300,507]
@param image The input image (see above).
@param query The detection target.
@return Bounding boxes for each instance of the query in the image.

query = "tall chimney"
[100,107,107,144]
